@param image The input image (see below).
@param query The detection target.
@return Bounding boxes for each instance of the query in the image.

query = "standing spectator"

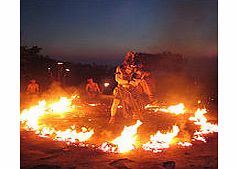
[85,78,101,98]
[26,79,40,96]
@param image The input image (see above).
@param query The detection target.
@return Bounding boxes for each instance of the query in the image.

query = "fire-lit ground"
[20,95,218,169]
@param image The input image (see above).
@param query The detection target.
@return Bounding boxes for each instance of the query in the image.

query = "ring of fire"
[20,96,218,154]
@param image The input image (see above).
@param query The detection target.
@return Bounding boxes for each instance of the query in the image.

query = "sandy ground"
[21,96,218,169]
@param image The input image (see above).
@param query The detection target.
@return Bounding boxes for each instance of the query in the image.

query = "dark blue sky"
[21,0,217,64]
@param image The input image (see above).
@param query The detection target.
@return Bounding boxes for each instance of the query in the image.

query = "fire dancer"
[109,64,140,123]
[124,51,156,104]
[109,51,156,123]
[133,65,156,103]
[85,78,101,98]
[123,51,136,66]
[26,79,40,96]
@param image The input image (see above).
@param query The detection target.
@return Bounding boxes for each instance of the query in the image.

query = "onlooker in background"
[26,79,40,96]
[85,78,101,98]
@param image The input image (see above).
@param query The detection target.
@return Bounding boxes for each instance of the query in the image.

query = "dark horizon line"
[47,54,218,66]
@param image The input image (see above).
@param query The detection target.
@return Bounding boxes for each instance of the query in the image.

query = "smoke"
[39,81,80,101]
[151,72,198,105]
[150,58,217,106]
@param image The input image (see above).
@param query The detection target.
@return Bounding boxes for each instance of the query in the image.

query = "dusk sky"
[21,0,217,64]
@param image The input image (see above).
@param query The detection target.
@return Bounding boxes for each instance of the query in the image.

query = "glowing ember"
[54,127,94,143]
[37,127,55,138]
[104,82,110,87]
[192,135,207,143]
[72,95,80,99]
[88,103,97,107]
[100,120,143,153]
[159,103,186,115]
[189,108,218,142]
[142,125,180,153]
[100,142,118,153]
[178,141,192,147]
[20,97,94,143]
[144,104,159,110]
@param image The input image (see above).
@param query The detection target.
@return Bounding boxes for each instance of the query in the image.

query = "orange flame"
[21,98,218,152]
[177,141,192,147]
[88,103,98,107]
[49,97,73,113]
[20,96,94,143]
[104,82,110,87]
[142,125,180,153]
[100,120,142,153]
[21,100,47,130]
[159,103,186,115]
[189,108,218,142]
[54,127,94,143]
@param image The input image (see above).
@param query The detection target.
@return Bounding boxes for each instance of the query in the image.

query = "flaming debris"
[142,125,180,153]
[100,120,143,153]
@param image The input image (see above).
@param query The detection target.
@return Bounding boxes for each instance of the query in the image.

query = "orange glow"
[21,97,218,153]
[142,125,180,153]
[20,96,94,143]
[104,82,110,87]
[159,103,186,115]
[49,97,73,113]
[100,120,142,153]
[189,108,218,142]
[177,141,192,147]
[54,127,94,142]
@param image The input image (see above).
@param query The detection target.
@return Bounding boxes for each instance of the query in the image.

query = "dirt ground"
[20,96,218,169]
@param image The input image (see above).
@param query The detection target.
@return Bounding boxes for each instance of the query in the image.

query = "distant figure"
[26,79,40,96]
[85,78,101,98]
